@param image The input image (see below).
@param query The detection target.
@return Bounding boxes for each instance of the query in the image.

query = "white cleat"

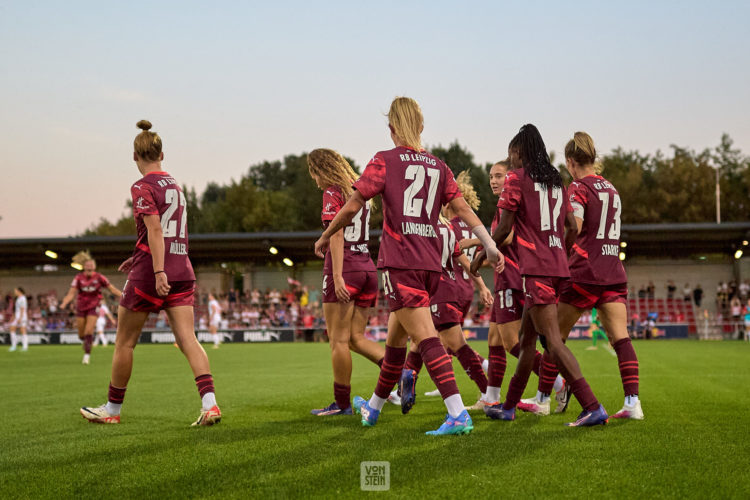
[517,396,550,416]
[466,398,492,410]
[554,381,571,414]
[424,389,441,397]
[82,354,90,365]
[612,400,644,420]
[387,390,401,406]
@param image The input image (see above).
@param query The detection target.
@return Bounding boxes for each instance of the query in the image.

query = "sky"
[1,1,749,237]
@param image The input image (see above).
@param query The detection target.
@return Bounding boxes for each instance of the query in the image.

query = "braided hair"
[508,124,562,189]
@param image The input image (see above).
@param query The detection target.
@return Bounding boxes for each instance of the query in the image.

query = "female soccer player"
[555,131,643,420]
[469,161,565,411]
[208,293,222,349]
[475,124,607,426]
[307,148,385,416]
[314,97,502,435]
[399,215,493,414]
[8,287,28,352]
[93,299,116,347]
[60,251,122,364]
[81,120,220,426]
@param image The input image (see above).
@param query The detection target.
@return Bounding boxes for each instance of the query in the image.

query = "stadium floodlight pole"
[715,165,721,224]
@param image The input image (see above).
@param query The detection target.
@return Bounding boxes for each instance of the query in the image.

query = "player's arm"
[448,196,503,271]
[458,238,480,251]
[106,309,116,324]
[60,286,76,309]
[330,228,350,303]
[143,214,171,296]
[314,191,365,258]
[107,282,122,298]
[457,253,493,307]
[564,211,579,255]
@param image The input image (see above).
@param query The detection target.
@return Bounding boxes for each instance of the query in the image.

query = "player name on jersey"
[170,241,188,255]
[401,221,438,238]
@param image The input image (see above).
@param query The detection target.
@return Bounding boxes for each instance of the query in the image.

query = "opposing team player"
[81,120,220,426]
[60,251,122,364]
[476,124,607,426]
[208,293,222,349]
[307,148,385,416]
[8,287,28,352]
[93,299,116,347]
[315,97,503,435]
[554,132,642,419]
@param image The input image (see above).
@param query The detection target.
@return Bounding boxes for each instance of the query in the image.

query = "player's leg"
[529,304,607,426]
[598,302,643,420]
[166,305,221,426]
[19,323,28,351]
[490,311,537,420]
[313,301,356,415]
[80,306,148,423]
[348,307,384,366]
[81,315,96,364]
[550,302,585,413]
[486,321,508,404]
[8,324,18,351]
[440,324,489,406]
[210,321,220,349]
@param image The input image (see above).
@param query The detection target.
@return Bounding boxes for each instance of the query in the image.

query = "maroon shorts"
[76,306,97,318]
[559,280,628,310]
[322,271,378,308]
[430,302,464,330]
[382,268,441,313]
[522,276,562,308]
[120,280,195,313]
[490,288,524,324]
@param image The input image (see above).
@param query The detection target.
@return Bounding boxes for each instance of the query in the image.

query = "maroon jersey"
[431,221,463,304]
[497,168,571,278]
[321,185,375,274]
[128,171,195,282]
[353,147,461,271]
[449,216,475,298]
[71,272,110,312]
[490,207,522,290]
[567,175,627,285]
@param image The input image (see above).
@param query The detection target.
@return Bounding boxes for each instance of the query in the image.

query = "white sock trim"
[202,392,217,410]
[486,386,501,403]
[444,394,464,418]
[105,402,122,416]
[369,394,387,411]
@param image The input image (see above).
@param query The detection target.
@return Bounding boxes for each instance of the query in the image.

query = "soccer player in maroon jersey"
[468,161,565,410]
[307,148,385,416]
[314,97,503,435]
[80,120,220,426]
[474,124,608,426]
[60,251,122,364]
[554,132,643,420]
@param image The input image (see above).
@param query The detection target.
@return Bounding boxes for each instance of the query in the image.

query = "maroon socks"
[613,338,639,396]
[83,334,93,354]
[195,374,215,398]
[537,350,559,395]
[404,350,424,374]
[509,342,542,376]
[374,346,406,399]
[108,383,126,405]
[455,344,488,394]
[569,377,599,412]
[487,345,507,389]
[334,382,351,410]
[419,337,459,399]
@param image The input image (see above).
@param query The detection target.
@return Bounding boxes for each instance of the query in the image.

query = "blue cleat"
[566,404,609,427]
[353,396,380,426]
[426,409,474,435]
[484,402,515,421]
[310,402,353,416]
[399,369,417,414]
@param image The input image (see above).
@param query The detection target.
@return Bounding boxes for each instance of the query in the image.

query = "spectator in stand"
[307,286,320,307]
[647,281,655,299]
[683,283,692,302]
[666,280,676,300]
[731,296,743,336]
[637,285,646,298]
[250,289,261,306]
[228,288,237,305]
[740,280,750,301]
[693,284,703,307]
[269,289,281,305]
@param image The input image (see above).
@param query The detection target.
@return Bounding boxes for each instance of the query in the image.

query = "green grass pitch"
[2,340,749,499]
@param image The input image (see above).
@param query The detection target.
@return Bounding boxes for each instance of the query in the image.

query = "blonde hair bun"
[136,120,152,131]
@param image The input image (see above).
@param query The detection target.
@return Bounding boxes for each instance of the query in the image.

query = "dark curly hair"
[508,124,562,189]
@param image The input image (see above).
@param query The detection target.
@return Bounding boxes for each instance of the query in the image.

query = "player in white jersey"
[94,299,116,347]
[9,287,29,352]
[208,293,222,349]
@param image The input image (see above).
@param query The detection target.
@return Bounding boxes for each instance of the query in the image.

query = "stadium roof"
[1,222,749,270]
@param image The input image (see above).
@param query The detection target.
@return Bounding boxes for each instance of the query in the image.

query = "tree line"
[85,134,750,237]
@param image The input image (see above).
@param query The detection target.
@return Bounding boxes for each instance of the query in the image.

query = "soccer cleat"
[310,402,353,416]
[466,397,492,411]
[424,389,441,397]
[554,381,571,414]
[192,405,222,426]
[484,402,515,421]
[8,345,17,352]
[387,391,401,406]
[212,344,220,350]
[82,354,90,365]
[399,369,417,415]
[353,396,380,427]
[518,396,550,416]
[425,409,474,435]
[80,404,120,424]
[566,404,609,427]
[612,400,644,420]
